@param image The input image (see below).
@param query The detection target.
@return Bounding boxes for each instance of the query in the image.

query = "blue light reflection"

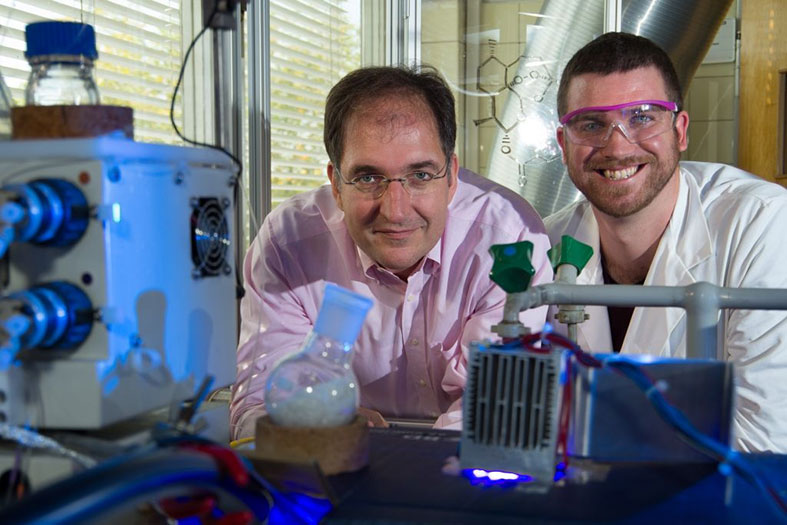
[462,468,533,486]
[463,463,567,486]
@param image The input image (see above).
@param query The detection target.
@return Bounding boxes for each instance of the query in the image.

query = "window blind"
[270,0,359,205]
[0,0,186,144]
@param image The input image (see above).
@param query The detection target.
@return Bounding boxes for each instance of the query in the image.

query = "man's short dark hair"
[323,65,456,168]
[557,32,683,117]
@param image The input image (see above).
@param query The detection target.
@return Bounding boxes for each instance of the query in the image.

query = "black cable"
[169,9,242,176]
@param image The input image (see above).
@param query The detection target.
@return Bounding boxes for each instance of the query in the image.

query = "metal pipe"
[211,8,242,160]
[554,264,582,342]
[506,281,787,360]
[605,0,623,32]
[386,0,421,66]
[247,0,271,242]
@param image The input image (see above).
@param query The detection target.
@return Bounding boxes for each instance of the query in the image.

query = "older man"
[231,66,552,439]
[546,32,787,451]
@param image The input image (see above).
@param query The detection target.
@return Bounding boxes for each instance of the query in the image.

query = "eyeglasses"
[336,161,450,199]
[559,99,679,148]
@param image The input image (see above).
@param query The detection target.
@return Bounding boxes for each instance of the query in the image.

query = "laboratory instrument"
[0,136,238,430]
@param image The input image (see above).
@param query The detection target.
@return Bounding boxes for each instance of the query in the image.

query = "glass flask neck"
[304,332,355,367]
[28,54,95,67]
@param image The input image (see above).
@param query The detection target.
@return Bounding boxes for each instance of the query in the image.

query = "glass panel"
[421,0,605,217]
[269,0,361,207]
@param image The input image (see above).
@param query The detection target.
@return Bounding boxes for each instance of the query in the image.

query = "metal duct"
[484,0,733,219]
[621,1,734,92]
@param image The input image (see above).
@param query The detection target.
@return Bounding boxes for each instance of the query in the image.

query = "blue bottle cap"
[313,283,373,346]
[25,21,98,60]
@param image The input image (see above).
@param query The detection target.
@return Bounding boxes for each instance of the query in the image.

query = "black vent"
[190,197,230,278]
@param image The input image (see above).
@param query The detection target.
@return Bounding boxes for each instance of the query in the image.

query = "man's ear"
[674,110,689,153]
[447,152,459,201]
[557,126,567,164]
[327,163,344,211]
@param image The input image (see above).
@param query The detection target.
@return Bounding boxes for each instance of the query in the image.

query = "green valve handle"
[548,235,593,273]
[488,241,535,293]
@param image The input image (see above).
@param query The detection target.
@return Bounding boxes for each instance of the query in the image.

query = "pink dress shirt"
[230,169,552,439]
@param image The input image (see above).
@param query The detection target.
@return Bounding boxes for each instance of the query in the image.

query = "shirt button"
[407,294,415,302]
[410,338,419,346]
[418,379,427,387]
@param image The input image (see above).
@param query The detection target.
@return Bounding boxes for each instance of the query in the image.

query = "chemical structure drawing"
[472,41,562,180]
[473,48,554,133]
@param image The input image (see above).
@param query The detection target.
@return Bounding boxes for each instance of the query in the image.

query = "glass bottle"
[265,283,373,428]
[24,21,100,106]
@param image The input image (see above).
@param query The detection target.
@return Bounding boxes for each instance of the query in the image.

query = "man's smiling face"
[557,66,689,218]
[328,94,457,279]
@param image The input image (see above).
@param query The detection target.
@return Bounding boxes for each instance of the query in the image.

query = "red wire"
[513,332,590,474]
[556,360,572,468]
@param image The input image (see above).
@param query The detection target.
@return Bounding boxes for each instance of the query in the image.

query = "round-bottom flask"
[265,283,373,427]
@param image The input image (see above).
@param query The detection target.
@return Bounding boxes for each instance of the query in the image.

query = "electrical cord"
[0,446,269,524]
[0,424,332,524]
[0,423,96,469]
[169,8,242,176]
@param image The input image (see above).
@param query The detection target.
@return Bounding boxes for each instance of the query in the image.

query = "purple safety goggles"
[559,99,679,147]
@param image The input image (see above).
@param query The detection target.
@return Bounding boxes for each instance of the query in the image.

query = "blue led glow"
[472,469,519,481]
[112,203,121,223]
[554,462,567,482]
[268,492,332,524]
[463,463,567,486]
[463,468,533,485]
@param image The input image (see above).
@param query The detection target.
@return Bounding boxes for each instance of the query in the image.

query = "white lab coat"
[545,161,787,452]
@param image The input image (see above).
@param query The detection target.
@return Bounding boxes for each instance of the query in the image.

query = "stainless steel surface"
[212,7,243,164]
[606,0,623,31]
[387,417,436,429]
[211,4,246,337]
[620,0,734,96]
[460,341,563,486]
[247,0,271,242]
[485,0,733,219]
[570,357,734,462]
[387,0,421,66]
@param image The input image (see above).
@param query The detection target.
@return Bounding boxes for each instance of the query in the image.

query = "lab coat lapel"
[622,169,713,358]
[571,205,614,353]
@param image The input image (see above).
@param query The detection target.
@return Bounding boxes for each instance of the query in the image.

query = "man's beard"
[569,139,680,218]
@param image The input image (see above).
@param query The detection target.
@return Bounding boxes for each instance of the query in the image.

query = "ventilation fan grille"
[190,197,230,278]
[465,349,560,450]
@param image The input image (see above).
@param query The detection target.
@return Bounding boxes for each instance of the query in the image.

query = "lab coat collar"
[623,167,713,357]
[563,203,603,286]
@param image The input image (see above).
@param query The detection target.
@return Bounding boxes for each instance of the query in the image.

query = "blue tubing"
[0,448,271,523]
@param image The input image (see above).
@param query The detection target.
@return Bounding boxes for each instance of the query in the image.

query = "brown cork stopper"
[11,105,133,140]
[252,415,369,475]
